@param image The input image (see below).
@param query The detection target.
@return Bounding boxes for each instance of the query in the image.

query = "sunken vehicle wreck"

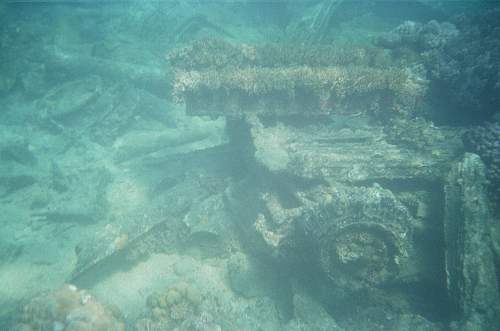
[170,39,499,331]
[26,37,498,331]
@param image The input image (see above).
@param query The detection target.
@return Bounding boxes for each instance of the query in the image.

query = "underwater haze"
[1,1,499,330]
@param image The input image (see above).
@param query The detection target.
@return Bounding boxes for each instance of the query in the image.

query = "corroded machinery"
[170,39,499,330]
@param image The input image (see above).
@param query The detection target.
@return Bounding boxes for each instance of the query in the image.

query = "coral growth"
[378,12,500,124]
[14,284,124,331]
[174,66,406,99]
[167,38,387,71]
[137,281,206,330]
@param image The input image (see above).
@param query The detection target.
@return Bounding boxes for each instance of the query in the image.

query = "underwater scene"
[0,1,499,330]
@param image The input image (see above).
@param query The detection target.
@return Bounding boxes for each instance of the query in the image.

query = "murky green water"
[0,1,498,330]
